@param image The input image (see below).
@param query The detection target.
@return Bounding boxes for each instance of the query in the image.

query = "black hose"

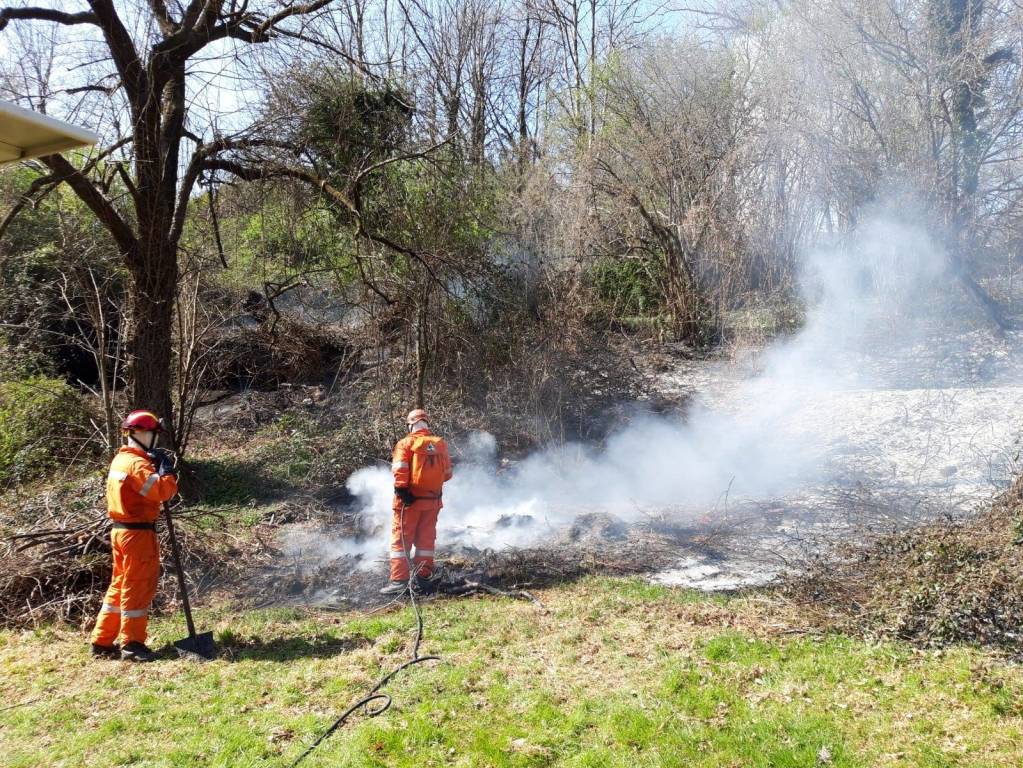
[285,504,439,768]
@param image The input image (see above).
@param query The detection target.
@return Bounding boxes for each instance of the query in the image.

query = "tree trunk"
[125,240,177,428]
[929,0,1012,330]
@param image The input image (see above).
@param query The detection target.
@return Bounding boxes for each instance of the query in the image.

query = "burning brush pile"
[786,476,1023,651]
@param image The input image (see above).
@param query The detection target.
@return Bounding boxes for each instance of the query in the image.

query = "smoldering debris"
[252,510,735,610]
[293,214,1015,564]
[265,209,1023,603]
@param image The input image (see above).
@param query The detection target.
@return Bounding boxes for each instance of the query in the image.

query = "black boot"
[121,641,158,662]
[90,642,120,659]
[416,570,442,594]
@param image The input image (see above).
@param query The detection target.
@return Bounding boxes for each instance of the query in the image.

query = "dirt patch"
[783,476,1023,651]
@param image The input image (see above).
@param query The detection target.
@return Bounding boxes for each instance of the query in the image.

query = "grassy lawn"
[2,578,1022,767]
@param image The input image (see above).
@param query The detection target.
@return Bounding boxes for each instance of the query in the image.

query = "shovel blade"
[173,631,216,660]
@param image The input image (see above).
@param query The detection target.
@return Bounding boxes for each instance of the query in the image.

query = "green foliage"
[0,168,61,255]
[188,457,260,509]
[0,176,125,386]
[0,244,61,326]
[236,201,355,277]
[301,76,413,181]
[0,376,95,486]
[0,332,57,380]
[295,69,498,275]
[190,415,380,510]
[590,255,665,317]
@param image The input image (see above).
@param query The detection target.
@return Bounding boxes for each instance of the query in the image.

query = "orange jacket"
[392,429,452,498]
[106,446,178,523]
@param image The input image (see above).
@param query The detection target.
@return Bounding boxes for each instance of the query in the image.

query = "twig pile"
[0,489,233,628]
[1,510,112,627]
[783,477,1023,651]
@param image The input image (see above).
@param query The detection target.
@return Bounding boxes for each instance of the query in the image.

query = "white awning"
[0,99,99,165]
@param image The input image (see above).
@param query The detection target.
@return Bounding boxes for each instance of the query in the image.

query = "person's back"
[382,409,453,594]
[394,430,451,499]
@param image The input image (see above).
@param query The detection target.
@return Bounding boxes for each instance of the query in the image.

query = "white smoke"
[291,210,1021,567]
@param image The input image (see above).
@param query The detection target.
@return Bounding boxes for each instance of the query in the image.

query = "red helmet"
[406,408,429,425]
[121,410,163,432]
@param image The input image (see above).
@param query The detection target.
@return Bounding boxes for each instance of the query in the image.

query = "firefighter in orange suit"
[380,408,453,595]
[90,410,178,662]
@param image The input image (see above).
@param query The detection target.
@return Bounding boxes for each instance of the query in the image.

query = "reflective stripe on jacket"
[107,446,177,524]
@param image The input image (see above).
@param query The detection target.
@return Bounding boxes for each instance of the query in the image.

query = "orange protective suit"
[390,428,452,580]
[90,445,177,647]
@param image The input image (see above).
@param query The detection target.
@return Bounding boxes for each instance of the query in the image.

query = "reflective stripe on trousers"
[390,501,439,581]
[90,528,160,647]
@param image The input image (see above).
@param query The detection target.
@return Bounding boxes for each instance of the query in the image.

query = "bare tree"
[57,264,125,456]
[0,0,342,437]
[767,0,1023,327]
[590,39,757,341]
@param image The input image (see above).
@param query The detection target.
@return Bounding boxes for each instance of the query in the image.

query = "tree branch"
[38,154,138,256]
[353,137,451,184]
[0,137,130,244]
[0,6,98,30]
[63,80,121,96]
[249,0,334,41]
[147,0,177,36]
[200,158,444,286]
[86,0,148,114]
[0,171,57,245]
[170,135,296,246]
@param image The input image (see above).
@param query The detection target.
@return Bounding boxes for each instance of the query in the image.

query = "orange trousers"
[90,529,160,647]
[390,500,439,580]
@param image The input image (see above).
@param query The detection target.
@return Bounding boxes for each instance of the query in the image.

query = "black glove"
[150,448,177,477]
[395,487,416,505]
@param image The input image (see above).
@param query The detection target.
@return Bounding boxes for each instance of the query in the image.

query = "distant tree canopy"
[2,0,1022,444]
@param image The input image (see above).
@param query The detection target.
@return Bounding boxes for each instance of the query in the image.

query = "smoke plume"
[293,209,1022,567]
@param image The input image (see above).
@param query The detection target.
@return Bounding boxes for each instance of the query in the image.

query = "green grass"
[2,578,1022,767]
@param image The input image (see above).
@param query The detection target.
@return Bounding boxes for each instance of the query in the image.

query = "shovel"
[162,501,216,659]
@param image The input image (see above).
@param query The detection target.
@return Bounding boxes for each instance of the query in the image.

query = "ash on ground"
[648,326,1023,589]
[251,512,714,609]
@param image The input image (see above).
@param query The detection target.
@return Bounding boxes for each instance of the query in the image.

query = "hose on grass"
[285,504,439,768]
